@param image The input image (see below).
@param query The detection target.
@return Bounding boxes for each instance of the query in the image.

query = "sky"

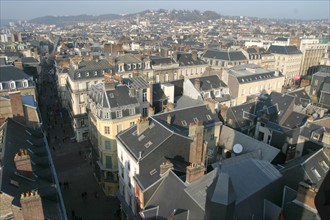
[1,0,329,21]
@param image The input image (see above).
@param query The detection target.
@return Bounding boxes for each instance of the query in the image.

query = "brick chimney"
[296,181,317,210]
[137,117,149,136]
[160,160,173,175]
[9,91,26,125]
[104,72,115,91]
[192,50,198,61]
[14,149,34,179]
[186,122,207,184]
[194,78,201,91]
[204,98,216,114]
[20,191,44,220]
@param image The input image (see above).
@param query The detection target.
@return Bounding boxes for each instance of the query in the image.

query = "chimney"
[192,50,198,61]
[148,105,154,117]
[220,104,228,122]
[296,181,317,210]
[186,122,207,184]
[147,84,153,105]
[160,160,173,175]
[104,73,116,91]
[204,98,216,114]
[9,91,26,125]
[14,149,34,179]
[136,117,149,136]
[167,114,172,124]
[194,78,201,91]
[20,191,45,220]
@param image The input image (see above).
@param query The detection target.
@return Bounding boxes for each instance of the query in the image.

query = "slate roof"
[218,125,280,162]
[1,95,37,107]
[203,49,247,61]
[176,53,207,66]
[150,56,175,65]
[286,88,311,107]
[0,119,62,219]
[301,149,330,188]
[21,57,39,64]
[274,37,288,41]
[267,45,302,55]
[89,83,139,109]
[226,92,308,133]
[228,64,283,84]
[116,54,141,64]
[123,76,149,89]
[68,59,113,80]
[0,65,32,82]
[189,75,227,91]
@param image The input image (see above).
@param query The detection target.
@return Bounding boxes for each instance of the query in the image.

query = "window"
[0,83,2,90]
[241,89,245,96]
[210,134,215,140]
[86,82,90,89]
[105,126,110,134]
[130,121,135,127]
[79,94,84,103]
[311,168,321,181]
[10,81,15,89]
[129,108,135,115]
[215,90,220,97]
[105,140,111,150]
[319,160,329,173]
[105,156,112,169]
[174,72,177,80]
[142,90,147,102]
[116,110,122,118]
[86,72,89,76]
[77,73,81,77]
[155,75,160,83]
[206,114,212,120]
[165,74,169,82]
[23,80,28,88]
[104,111,110,119]
[117,124,123,133]
[127,161,130,171]
[142,108,148,117]
[94,71,97,76]
[181,120,187,126]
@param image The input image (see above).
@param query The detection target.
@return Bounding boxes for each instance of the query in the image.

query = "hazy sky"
[1,1,329,20]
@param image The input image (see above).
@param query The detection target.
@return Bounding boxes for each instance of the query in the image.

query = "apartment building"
[66,59,114,142]
[202,49,248,69]
[267,45,303,85]
[299,38,328,76]
[87,78,141,196]
[223,64,285,105]
[116,105,222,218]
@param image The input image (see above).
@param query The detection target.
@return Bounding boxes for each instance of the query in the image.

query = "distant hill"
[29,13,122,25]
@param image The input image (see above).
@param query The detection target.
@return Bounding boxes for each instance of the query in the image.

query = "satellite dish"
[233,144,243,154]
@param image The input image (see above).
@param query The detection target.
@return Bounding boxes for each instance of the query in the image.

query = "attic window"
[10,81,16,89]
[181,120,187,126]
[86,72,89,76]
[312,132,320,141]
[77,73,81,77]
[206,115,212,120]
[145,141,152,148]
[138,135,145,141]
[149,169,157,175]
[23,80,28,88]
[311,168,321,181]
[193,117,199,123]
[319,160,329,173]
[94,71,97,76]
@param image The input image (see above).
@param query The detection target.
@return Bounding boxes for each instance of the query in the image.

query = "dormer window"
[10,81,16,89]
[127,64,131,70]
[86,72,89,76]
[94,71,97,76]
[0,83,2,90]
[102,70,105,75]
[312,132,320,141]
[23,80,28,88]
[138,63,141,69]
[133,64,136,69]
[77,73,81,77]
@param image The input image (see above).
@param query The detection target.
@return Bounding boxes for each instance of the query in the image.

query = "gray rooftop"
[203,49,247,61]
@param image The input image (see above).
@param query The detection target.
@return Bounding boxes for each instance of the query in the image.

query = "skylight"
[181,120,187,126]
[145,141,152,148]
[193,117,199,123]
[149,169,157,175]
[206,114,212,120]
[138,135,145,141]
